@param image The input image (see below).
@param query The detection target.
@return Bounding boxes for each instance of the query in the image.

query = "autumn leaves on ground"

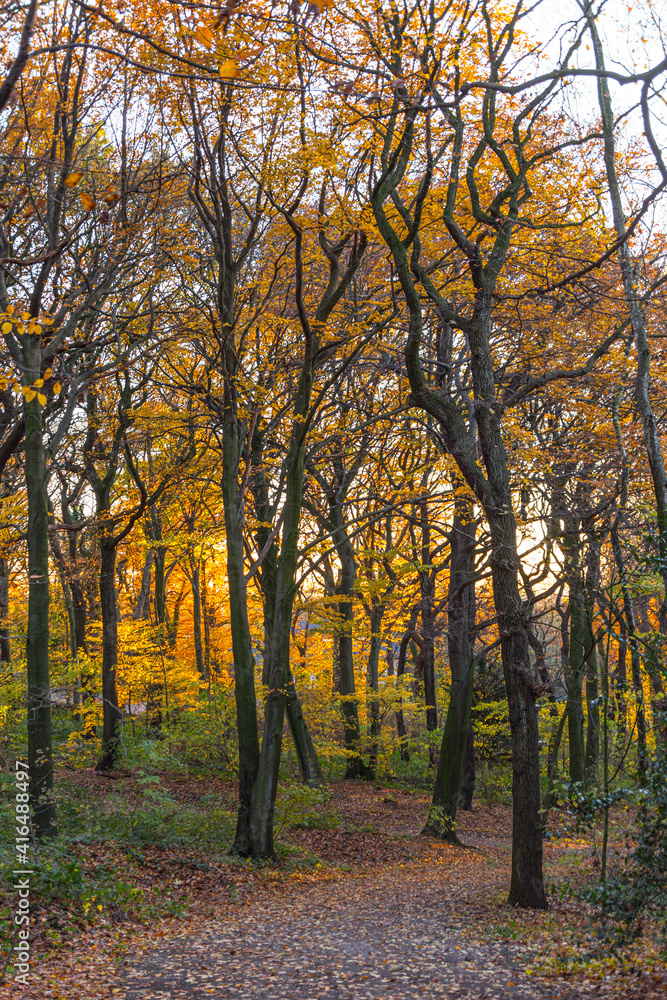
[0,770,663,1000]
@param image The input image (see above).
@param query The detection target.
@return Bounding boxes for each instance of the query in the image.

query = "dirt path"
[118,841,579,1000]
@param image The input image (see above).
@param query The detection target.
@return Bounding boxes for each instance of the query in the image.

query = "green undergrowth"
[0,768,340,966]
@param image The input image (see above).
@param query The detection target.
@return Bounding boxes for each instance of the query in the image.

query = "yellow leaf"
[37,392,47,406]
[34,378,44,388]
[1,322,11,333]
[21,312,30,321]
[236,45,266,62]
[43,368,53,379]
[6,305,14,315]
[52,382,62,395]
[23,388,36,402]
[80,193,95,211]
[64,171,83,187]
[195,26,213,48]
[219,60,238,80]
[12,383,20,392]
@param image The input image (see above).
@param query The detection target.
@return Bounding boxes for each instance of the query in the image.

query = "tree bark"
[419,500,438,737]
[191,559,207,680]
[0,557,11,663]
[25,334,56,836]
[95,542,123,772]
[424,498,476,841]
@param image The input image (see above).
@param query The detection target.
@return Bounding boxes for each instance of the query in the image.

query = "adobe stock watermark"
[12,760,32,986]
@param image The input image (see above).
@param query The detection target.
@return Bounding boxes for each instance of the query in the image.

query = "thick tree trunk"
[25,343,56,835]
[96,542,123,772]
[489,512,546,908]
[424,500,475,841]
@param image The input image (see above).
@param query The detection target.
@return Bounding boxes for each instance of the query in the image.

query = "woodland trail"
[117,804,580,1000]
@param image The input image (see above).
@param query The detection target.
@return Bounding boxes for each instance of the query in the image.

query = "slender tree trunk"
[419,501,438,736]
[395,613,417,763]
[584,529,600,788]
[191,560,207,680]
[249,429,322,786]
[561,516,587,785]
[24,341,56,835]
[332,541,368,778]
[366,603,384,779]
[133,549,153,622]
[459,718,476,811]
[615,618,628,745]
[96,541,123,772]
[222,416,259,855]
[153,545,166,628]
[250,479,302,858]
[610,527,647,774]
[70,577,87,655]
[285,676,324,787]
[0,557,11,663]
[424,499,475,841]
[50,535,77,661]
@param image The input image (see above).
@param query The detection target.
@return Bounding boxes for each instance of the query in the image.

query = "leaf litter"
[2,778,665,999]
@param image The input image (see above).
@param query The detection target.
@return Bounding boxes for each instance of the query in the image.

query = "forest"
[1,0,667,996]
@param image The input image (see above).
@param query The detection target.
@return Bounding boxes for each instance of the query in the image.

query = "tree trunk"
[395,613,417,763]
[285,676,324,787]
[0,557,11,662]
[419,500,438,736]
[249,428,322,786]
[334,541,368,779]
[222,414,259,855]
[25,339,56,835]
[424,499,475,841]
[610,527,647,774]
[96,542,123,772]
[584,528,600,788]
[561,516,587,785]
[489,512,546,908]
[191,560,208,680]
[133,549,153,622]
[366,602,384,779]
[614,617,628,745]
[459,718,476,811]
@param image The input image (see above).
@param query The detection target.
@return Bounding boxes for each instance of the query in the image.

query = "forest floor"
[2,771,666,1000]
